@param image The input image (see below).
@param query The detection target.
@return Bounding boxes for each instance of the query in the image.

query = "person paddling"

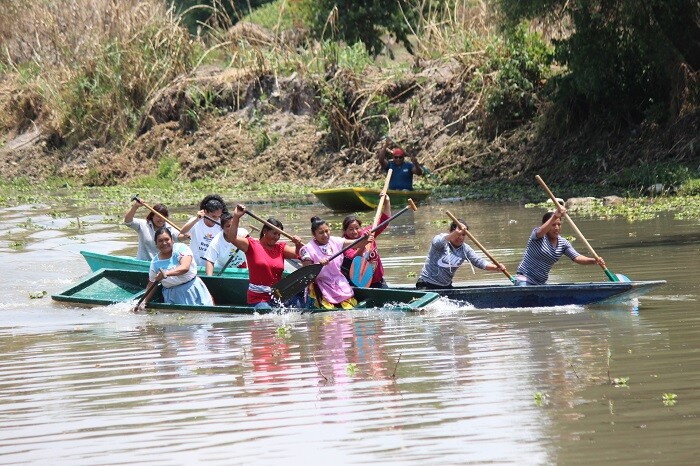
[300,216,373,309]
[123,199,179,261]
[341,193,391,288]
[137,227,213,310]
[202,212,249,276]
[416,218,506,289]
[179,194,227,267]
[515,205,606,285]
[229,204,305,309]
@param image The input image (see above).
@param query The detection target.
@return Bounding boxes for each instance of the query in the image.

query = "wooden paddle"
[272,199,418,302]
[535,175,619,282]
[131,195,183,232]
[131,273,161,312]
[445,211,515,284]
[350,170,392,287]
[243,208,298,241]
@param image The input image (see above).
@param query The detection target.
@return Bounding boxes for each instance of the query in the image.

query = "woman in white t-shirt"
[203,212,249,275]
[179,194,227,267]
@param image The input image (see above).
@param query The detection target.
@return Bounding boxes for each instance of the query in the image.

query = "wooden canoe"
[394,280,666,309]
[312,187,431,212]
[52,269,441,313]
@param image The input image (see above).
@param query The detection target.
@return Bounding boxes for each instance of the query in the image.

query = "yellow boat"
[312,187,431,212]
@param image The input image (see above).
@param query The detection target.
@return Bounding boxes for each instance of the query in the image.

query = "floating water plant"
[662,393,677,406]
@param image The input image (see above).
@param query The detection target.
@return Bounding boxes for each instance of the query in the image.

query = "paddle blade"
[349,255,376,288]
[272,264,323,303]
[604,268,620,282]
[616,273,631,282]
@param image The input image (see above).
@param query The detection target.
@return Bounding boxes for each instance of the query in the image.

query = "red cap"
[391,148,405,157]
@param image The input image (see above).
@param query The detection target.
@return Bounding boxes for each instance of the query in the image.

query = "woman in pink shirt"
[300,216,372,309]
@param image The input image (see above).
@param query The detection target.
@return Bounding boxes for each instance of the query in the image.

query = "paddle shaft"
[445,211,515,284]
[244,209,296,241]
[132,276,160,312]
[372,170,392,229]
[132,195,182,232]
[534,175,617,281]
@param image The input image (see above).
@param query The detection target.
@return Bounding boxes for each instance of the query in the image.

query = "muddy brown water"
[0,198,698,465]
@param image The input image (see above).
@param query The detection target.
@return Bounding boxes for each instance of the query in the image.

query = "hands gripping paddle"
[131,195,183,231]
[349,170,392,287]
[535,175,621,282]
[445,211,515,284]
[272,199,418,302]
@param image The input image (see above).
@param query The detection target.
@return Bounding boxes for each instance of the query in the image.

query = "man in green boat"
[377,138,423,190]
[179,194,227,267]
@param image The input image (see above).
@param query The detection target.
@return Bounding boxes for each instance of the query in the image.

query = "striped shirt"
[517,228,581,285]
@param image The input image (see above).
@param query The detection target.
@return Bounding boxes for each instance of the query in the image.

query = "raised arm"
[411,154,423,176]
[124,199,143,223]
[377,138,391,170]
[229,204,251,252]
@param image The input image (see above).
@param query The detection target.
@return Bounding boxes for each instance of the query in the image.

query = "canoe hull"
[53,269,440,313]
[396,280,666,308]
[312,188,431,212]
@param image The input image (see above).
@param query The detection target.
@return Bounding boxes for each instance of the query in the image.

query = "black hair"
[342,214,361,233]
[261,217,284,239]
[449,218,468,232]
[310,216,327,234]
[219,212,233,229]
[199,194,228,214]
[542,212,555,224]
[147,203,169,223]
[154,226,173,243]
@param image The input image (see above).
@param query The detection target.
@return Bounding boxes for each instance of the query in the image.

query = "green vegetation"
[662,393,677,406]
[0,0,697,194]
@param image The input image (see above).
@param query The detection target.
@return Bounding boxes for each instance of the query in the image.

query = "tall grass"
[0,0,198,147]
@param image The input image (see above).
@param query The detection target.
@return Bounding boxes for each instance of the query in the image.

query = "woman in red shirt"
[229,204,304,309]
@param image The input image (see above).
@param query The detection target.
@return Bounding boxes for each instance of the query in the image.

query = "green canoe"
[52,268,441,314]
[80,250,299,278]
[312,187,431,212]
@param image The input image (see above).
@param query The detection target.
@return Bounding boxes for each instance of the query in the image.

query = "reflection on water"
[0,200,698,464]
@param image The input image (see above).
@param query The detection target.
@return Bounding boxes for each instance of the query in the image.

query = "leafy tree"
[494,0,700,123]
[294,0,418,56]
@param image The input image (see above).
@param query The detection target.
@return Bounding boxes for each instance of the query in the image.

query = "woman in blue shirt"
[137,227,213,310]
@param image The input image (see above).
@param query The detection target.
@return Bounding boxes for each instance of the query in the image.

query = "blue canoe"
[395,280,666,309]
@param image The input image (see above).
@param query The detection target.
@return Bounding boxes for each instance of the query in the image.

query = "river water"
[0,196,698,465]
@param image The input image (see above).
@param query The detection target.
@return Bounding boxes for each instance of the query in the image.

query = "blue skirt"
[162,277,213,306]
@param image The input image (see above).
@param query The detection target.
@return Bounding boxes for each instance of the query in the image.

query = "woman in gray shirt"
[416,218,506,289]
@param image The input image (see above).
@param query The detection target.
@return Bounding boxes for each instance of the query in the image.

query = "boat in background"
[394,280,666,308]
[80,250,299,278]
[312,187,431,212]
[52,269,441,314]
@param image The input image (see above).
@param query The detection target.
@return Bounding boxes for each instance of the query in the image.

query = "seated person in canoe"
[300,216,373,309]
[341,193,391,288]
[229,204,305,309]
[516,206,605,285]
[416,218,506,289]
[202,212,249,276]
[138,227,214,309]
[180,194,227,267]
[377,137,422,191]
[123,199,179,261]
